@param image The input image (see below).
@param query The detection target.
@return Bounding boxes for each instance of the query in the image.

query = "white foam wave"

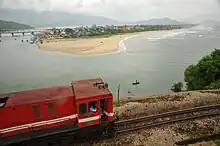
[164,30,196,37]
[147,30,197,41]
[148,37,162,40]
[118,39,127,53]
[117,34,141,53]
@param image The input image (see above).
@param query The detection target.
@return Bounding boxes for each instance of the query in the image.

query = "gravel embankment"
[115,91,220,120]
[93,90,220,146]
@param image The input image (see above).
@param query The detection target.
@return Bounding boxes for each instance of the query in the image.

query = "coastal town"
[1,24,191,55]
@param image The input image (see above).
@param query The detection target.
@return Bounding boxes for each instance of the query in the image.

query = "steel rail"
[115,104,220,126]
[116,105,220,134]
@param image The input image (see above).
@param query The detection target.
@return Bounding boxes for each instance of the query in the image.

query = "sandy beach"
[37,32,145,55]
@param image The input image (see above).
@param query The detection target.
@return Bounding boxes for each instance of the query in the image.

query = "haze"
[0,0,220,22]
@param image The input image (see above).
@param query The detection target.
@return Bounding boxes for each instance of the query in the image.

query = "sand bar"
[37,32,146,55]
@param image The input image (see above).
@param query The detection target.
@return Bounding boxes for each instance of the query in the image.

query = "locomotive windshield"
[0,96,9,108]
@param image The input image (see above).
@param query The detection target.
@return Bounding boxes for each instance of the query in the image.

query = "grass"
[113,94,184,107]
[43,27,182,41]
[215,140,220,146]
[52,29,170,40]
[113,96,149,107]
[113,89,220,108]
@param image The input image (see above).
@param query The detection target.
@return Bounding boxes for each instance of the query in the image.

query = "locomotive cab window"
[79,103,87,115]
[32,105,41,119]
[0,96,9,108]
[89,101,97,113]
[47,102,56,117]
[100,99,107,116]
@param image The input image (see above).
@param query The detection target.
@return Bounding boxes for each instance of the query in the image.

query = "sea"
[0,25,220,99]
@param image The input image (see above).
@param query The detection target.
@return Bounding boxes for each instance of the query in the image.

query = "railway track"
[57,104,220,144]
[115,104,220,134]
[3,104,220,146]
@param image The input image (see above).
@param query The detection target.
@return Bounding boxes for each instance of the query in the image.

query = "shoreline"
[37,30,175,56]
[37,31,149,56]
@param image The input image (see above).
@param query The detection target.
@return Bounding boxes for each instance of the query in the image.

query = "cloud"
[0,0,220,22]
[0,0,3,6]
[100,0,106,4]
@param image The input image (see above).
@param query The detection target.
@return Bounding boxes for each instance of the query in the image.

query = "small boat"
[132,80,140,85]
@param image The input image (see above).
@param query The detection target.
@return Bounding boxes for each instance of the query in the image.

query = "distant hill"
[0,20,33,30]
[0,9,186,27]
[135,17,183,25]
[199,20,220,30]
[0,9,120,27]
[200,20,220,26]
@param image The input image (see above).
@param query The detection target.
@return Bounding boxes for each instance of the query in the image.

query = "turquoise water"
[1,26,220,99]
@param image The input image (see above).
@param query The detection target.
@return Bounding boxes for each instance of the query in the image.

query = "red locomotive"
[0,78,115,145]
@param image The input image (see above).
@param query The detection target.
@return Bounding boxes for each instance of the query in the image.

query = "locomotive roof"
[0,86,73,107]
[73,78,112,100]
[0,78,112,107]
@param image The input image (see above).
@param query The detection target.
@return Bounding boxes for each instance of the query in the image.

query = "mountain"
[0,9,119,27]
[0,9,185,27]
[135,17,183,25]
[200,20,220,26]
[0,20,33,29]
[199,20,220,30]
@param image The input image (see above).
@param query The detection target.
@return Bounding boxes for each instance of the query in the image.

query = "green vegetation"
[215,140,220,146]
[0,20,33,30]
[171,82,183,92]
[184,49,220,91]
[57,24,184,39]
[77,25,182,38]
[206,80,220,89]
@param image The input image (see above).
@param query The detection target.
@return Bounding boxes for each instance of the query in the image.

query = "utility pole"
[117,84,120,106]
[218,84,220,99]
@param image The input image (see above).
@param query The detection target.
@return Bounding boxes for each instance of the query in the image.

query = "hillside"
[0,9,119,27]
[0,20,33,30]
[200,20,220,29]
[0,9,186,27]
[135,17,183,25]
[200,20,220,25]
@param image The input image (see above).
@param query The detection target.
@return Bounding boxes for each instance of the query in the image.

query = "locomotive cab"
[72,78,114,128]
[0,78,114,145]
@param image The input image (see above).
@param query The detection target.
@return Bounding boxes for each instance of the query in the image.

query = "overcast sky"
[1,0,220,22]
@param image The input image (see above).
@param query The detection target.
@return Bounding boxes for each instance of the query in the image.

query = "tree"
[206,80,220,89]
[171,82,183,92]
[184,49,220,90]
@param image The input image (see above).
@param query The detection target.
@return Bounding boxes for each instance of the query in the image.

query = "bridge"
[0,29,46,37]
